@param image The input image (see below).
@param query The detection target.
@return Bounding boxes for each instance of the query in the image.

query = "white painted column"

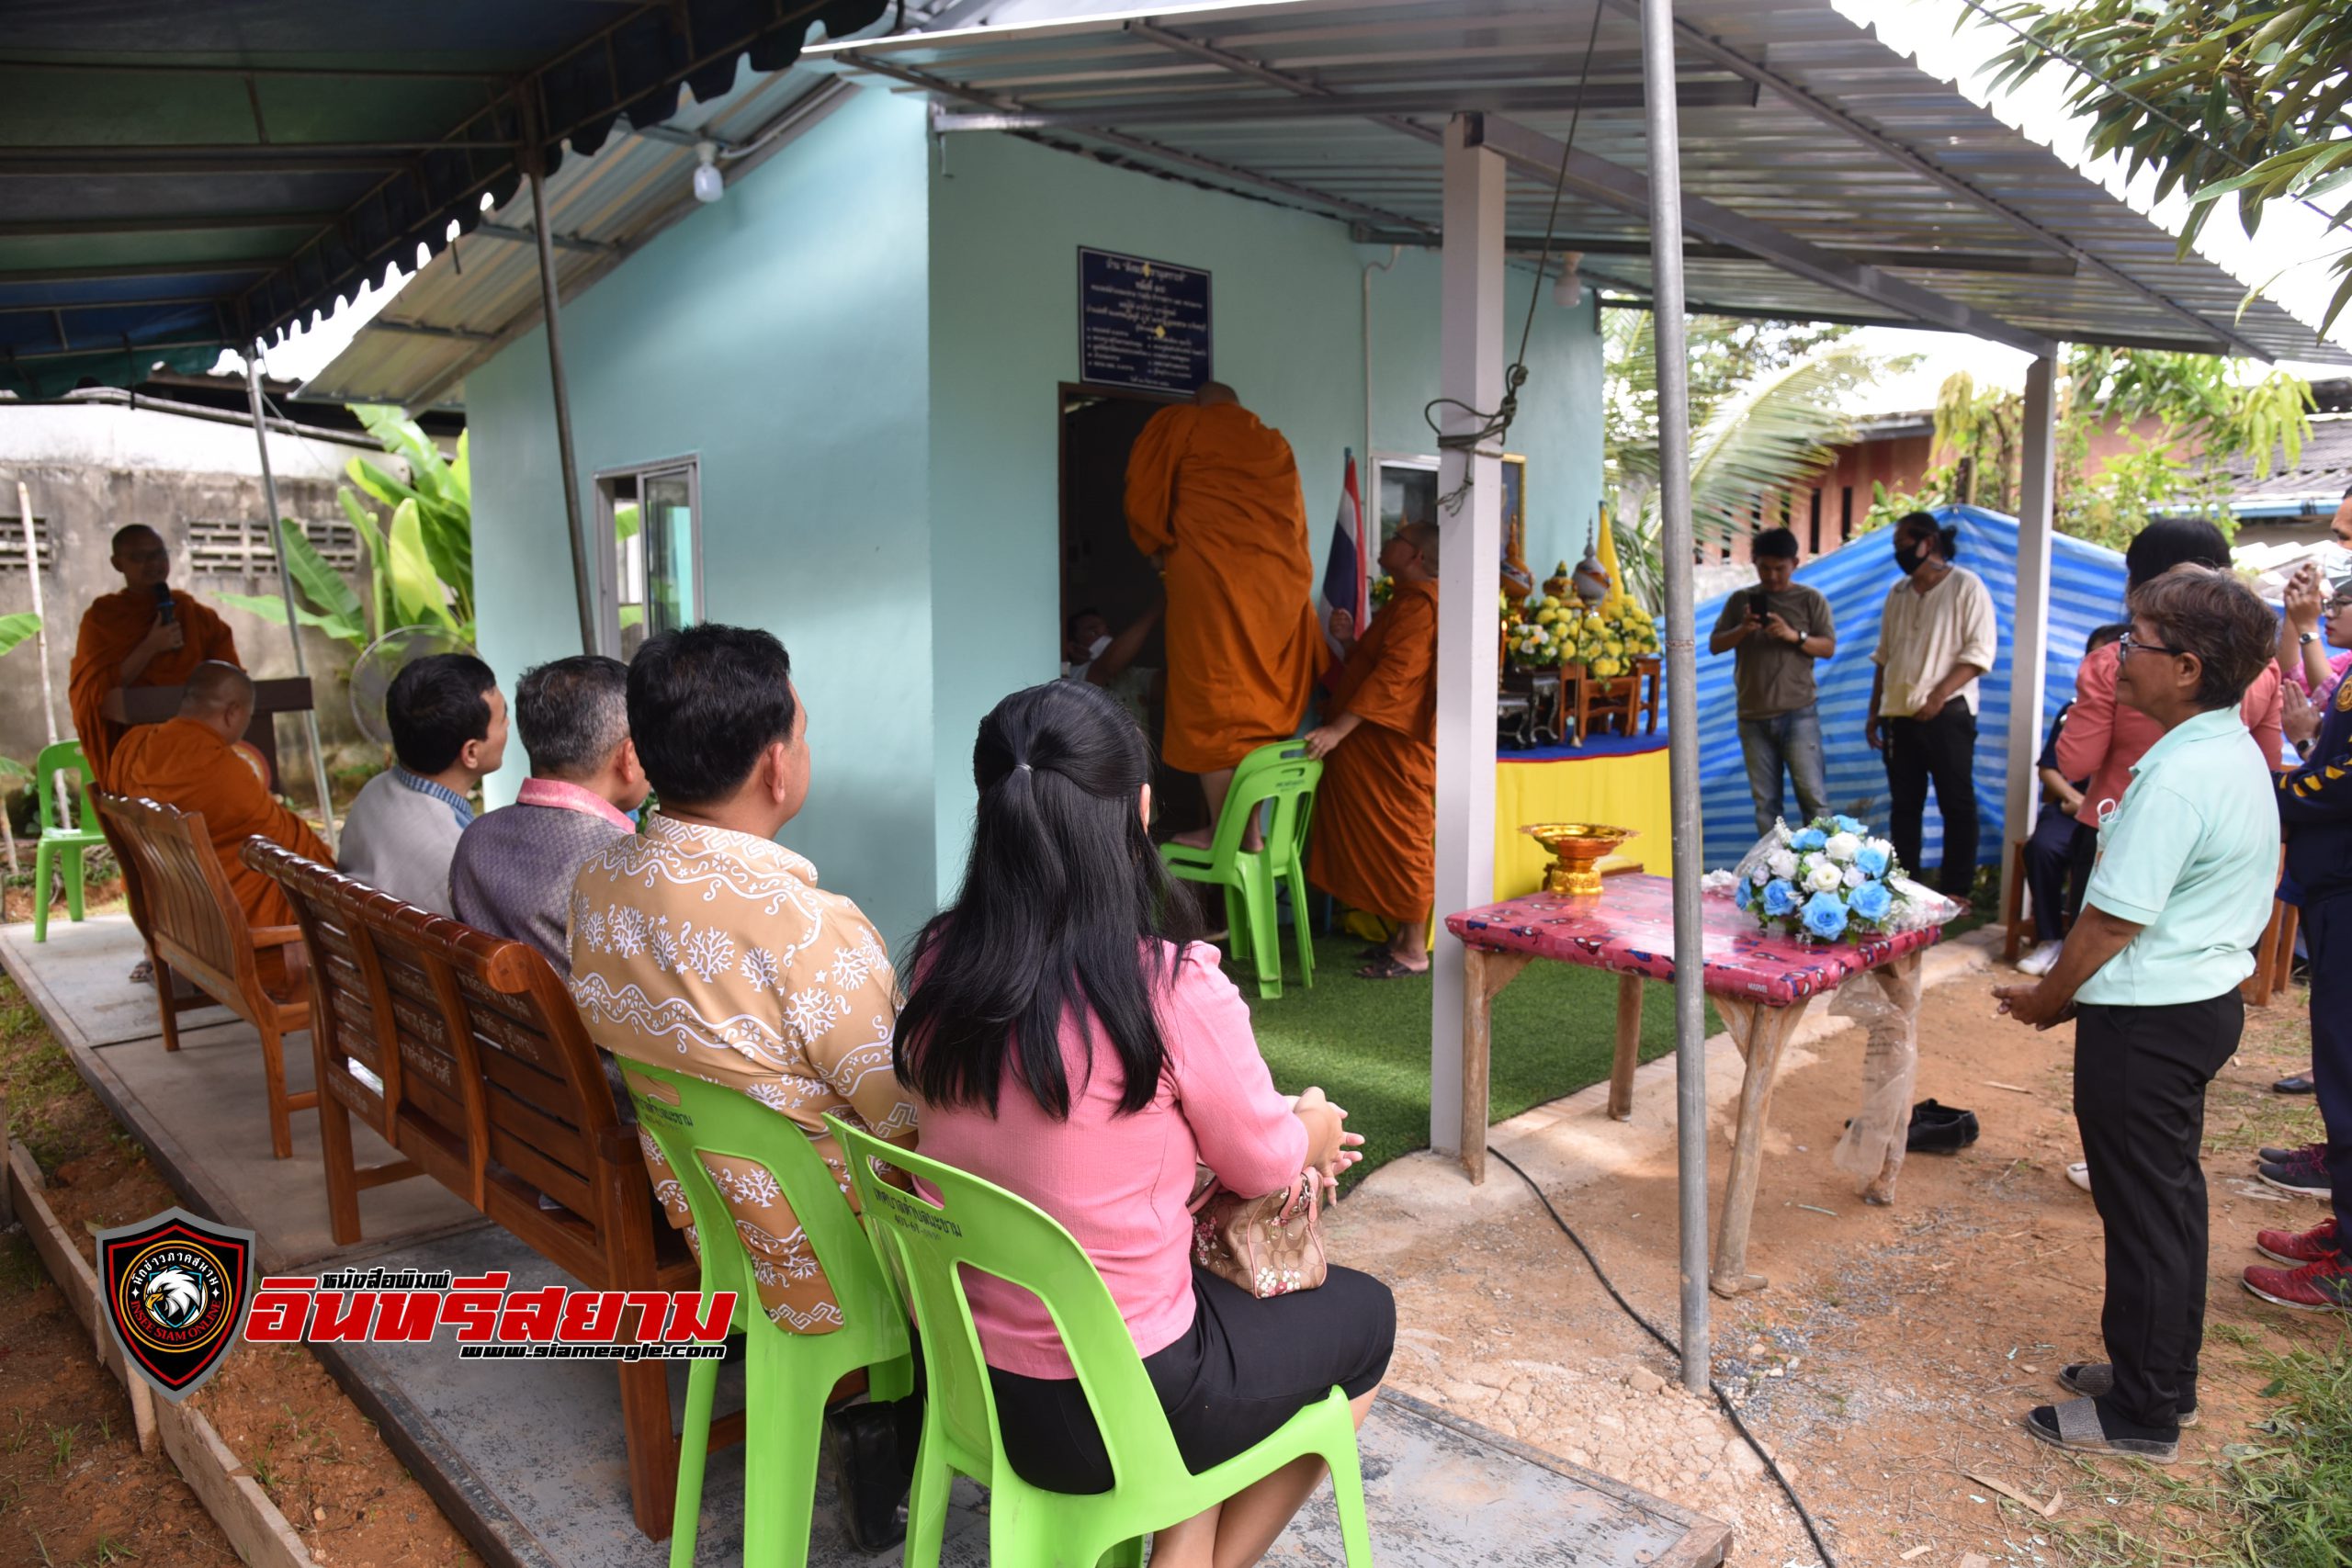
[1429,116,1507,1156]
[2003,354,2057,917]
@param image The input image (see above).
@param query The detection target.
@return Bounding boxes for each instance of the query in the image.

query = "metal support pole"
[1641,0,1711,1396]
[15,480,57,746]
[524,142,600,655]
[243,350,340,852]
[2004,355,2059,918]
[1430,117,1508,1155]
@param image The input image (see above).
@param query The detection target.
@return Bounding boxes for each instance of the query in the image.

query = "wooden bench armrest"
[249,925,304,949]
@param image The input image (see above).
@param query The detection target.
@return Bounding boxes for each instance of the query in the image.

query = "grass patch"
[1235,930,1720,1186]
[2233,1335,2352,1568]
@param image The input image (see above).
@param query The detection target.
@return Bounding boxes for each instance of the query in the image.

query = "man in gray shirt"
[450,656,646,974]
[338,653,507,914]
[1710,527,1837,836]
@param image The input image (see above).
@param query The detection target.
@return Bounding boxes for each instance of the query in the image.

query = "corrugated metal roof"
[2219,414,2352,514]
[310,0,2347,408]
[806,0,2346,363]
[297,66,851,410]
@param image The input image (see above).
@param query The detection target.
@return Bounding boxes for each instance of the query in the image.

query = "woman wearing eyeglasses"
[1994,567,2283,1463]
[2053,521,2286,824]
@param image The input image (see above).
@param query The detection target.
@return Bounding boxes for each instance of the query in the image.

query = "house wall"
[468,86,938,947]
[926,130,1602,897]
[0,400,381,779]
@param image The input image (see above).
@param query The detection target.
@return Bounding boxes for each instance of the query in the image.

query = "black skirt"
[987,1263,1395,1495]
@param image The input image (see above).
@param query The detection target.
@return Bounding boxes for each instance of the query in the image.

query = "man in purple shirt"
[450,656,646,973]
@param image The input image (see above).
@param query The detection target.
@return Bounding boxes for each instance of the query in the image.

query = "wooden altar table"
[1447,875,1942,1297]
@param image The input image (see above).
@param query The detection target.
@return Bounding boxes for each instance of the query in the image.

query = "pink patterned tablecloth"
[1446,874,1941,1007]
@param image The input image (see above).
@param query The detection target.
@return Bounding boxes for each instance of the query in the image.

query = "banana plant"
[220,404,472,649]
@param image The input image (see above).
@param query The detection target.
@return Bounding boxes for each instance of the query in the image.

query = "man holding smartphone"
[1709,527,1837,836]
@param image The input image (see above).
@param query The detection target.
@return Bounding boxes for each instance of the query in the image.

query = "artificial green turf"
[1229,931,1721,1189]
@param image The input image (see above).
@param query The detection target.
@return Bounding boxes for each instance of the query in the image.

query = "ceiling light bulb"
[1552,251,1585,310]
[692,141,723,204]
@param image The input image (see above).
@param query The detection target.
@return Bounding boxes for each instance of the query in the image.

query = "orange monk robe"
[69,589,240,787]
[1307,577,1439,927]
[1125,403,1329,773]
[112,717,330,933]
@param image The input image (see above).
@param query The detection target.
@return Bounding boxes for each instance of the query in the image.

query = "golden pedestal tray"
[1522,822,1638,897]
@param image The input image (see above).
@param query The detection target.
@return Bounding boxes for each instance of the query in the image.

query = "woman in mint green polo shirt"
[1993,567,2282,1462]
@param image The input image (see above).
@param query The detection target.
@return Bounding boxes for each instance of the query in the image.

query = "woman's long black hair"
[895,680,1199,1120]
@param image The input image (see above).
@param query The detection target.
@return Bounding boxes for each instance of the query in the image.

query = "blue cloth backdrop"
[1693,504,2129,872]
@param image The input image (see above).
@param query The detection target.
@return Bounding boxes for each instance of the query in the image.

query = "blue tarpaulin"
[1692,504,2130,873]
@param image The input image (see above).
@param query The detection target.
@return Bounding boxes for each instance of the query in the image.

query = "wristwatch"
[2301,630,2321,646]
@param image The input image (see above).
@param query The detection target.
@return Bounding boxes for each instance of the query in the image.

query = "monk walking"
[1125,382,1326,845]
[69,525,240,785]
[1303,524,1440,979]
[111,662,333,983]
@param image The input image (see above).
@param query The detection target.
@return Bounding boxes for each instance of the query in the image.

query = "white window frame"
[592,456,704,659]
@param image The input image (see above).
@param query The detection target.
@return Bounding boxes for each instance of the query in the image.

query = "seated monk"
[111,661,334,987]
[69,525,241,787]
[1302,523,1440,979]
[1125,381,1327,847]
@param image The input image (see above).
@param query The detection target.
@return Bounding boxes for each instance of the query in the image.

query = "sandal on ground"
[2066,1162,2092,1193]
[128,958,153,984]
[2056,1364,2197,1426]
[1356,954,1428,981]
[2023,1396,2177,1462]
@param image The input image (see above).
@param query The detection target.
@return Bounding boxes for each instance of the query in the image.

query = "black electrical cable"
[1421,0,1606,514]
[1487,1146,1843,1568]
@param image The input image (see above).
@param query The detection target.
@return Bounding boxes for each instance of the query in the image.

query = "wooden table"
[1447,875,1941,1297]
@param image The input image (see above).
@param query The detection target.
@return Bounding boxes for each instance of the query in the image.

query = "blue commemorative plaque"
[1078,248,1212,394]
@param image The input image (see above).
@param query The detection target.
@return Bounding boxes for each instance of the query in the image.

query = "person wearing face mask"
[1866,510,1998,898]
[1709,525,1837,837]
[1061,597,1165,731]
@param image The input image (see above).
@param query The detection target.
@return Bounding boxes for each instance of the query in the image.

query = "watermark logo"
[248,1269,733,1360]
[97,1208,254,1401]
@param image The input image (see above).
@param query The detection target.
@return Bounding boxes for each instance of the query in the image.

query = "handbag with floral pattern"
[1187,1166,1327,1298]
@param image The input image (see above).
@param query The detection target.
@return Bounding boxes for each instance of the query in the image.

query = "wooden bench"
[243,840,719,1541]
[96,792,316,1158]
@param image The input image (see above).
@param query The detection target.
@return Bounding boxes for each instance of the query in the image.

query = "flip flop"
[2023,1396,2177,1462]
[2057,1363,2198,1426]
[1356,954,1428,981]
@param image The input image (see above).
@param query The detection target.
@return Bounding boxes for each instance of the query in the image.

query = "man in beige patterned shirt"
[568,625,917,1337]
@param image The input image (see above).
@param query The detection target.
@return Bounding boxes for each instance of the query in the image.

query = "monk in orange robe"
[1304,524,1439,979]
[69,525,241,786]
[1125,382,1327,843]
[112,663,332,951]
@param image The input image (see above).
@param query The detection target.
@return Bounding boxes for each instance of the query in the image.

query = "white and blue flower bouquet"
[1730,814,1939,943]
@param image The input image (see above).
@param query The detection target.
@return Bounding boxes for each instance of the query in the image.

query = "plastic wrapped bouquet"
[1734,814,1912,943]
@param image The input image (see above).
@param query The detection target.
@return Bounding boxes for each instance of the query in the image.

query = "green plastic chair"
[826,1115,1373,1568]
[1159,741,1322,998]
[622,1064,914,1568]
[32,739,107,942]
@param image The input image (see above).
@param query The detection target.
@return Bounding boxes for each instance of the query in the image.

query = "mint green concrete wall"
[925,132,1602,895]
[468,87,940,948]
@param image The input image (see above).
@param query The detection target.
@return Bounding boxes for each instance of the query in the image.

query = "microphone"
[153,580,175,626]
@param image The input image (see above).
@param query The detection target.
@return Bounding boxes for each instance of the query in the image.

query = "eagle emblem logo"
[98,1209,254,1401]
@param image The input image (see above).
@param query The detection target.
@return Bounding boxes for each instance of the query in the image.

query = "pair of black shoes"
[1906,1099,1979,1155]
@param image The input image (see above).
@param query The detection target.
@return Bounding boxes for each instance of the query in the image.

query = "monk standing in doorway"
[69,525,241,785]
[1125,382,1326,845]
[1304,523,1440,978]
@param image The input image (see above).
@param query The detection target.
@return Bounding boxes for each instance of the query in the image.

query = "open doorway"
[1057,383,1206,839]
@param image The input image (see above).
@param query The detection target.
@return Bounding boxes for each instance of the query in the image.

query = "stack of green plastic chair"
[623,1064,914,1568]
[1159,740,1322,998]
[32,739,107,942]
[827,1115,1373,1568]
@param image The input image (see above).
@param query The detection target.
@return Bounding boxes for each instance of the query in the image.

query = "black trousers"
[2022,807,2097,942]
[1884,697,1979,897]
[2306,895,2351,1239]
[2075,993,2244,1431]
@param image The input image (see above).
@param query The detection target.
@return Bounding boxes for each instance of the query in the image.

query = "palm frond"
[1683,335,1880,539]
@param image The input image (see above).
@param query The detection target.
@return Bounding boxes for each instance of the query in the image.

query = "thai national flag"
[1318,450,1368,661]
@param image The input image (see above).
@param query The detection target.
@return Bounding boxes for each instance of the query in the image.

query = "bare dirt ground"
[1331,963,2338,1567]
[2,974,483,1568]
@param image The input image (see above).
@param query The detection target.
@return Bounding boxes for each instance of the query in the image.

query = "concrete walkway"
[1,911,1731,1566]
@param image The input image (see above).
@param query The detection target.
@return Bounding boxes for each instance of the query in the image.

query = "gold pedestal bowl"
[1522,822,1637,897]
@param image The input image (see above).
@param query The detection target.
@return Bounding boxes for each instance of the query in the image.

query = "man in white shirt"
[1865,511,1998,897]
